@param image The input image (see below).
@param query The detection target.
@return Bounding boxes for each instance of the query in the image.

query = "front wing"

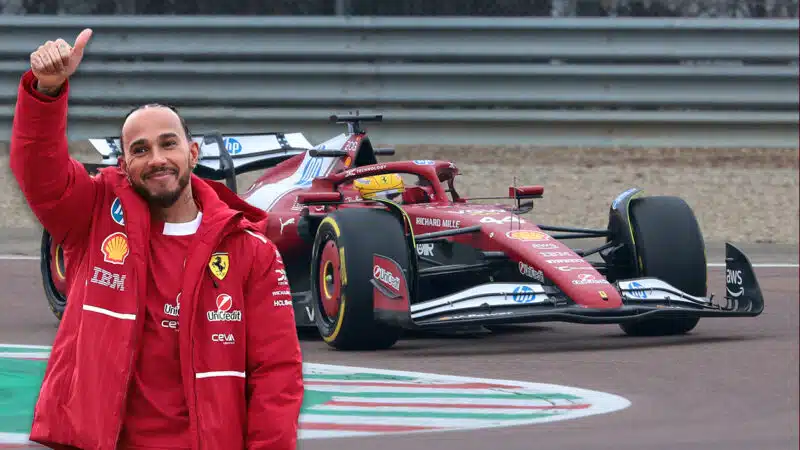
[375,242,764,329]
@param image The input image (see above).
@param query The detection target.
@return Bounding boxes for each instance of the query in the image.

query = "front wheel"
[619,196,706,336]
[310,209,409,351]
[40,230,68,321]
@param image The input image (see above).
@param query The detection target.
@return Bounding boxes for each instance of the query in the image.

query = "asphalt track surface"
[0,245,797,450]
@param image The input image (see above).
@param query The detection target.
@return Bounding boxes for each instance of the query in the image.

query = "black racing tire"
[619,196,706,336]
[40,230,67,321]
[310,208,407,350]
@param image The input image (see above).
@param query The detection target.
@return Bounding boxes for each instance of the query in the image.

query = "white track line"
[0,343,52,349]
[2,254,796,267]
[706,263,798,268]
[0,254,39,260]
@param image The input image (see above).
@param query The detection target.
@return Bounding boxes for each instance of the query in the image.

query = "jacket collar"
[103,167,268,242]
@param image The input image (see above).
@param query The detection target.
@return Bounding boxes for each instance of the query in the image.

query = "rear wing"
[86,131,313,192]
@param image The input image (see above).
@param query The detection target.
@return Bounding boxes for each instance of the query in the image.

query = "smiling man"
[10,29,304,450]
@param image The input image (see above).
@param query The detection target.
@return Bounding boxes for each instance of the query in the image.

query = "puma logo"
[279,217,295,235]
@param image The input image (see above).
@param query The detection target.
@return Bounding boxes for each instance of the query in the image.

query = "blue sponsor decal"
[296,157,324,186]
[111,197,125,226]
[223,137,242,155]
[413,160,435,166]
[628,281,648,299]
[511,285,537,304]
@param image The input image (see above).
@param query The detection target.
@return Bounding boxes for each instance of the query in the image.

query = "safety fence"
[0,16,797,148]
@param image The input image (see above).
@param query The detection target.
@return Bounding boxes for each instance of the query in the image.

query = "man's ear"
[189,141,199,169]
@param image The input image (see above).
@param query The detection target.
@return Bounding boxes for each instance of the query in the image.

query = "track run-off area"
[0,246,796,450]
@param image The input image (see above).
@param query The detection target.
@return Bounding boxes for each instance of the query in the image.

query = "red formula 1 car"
[41,115,764,350]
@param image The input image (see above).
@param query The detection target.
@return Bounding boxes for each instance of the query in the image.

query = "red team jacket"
[10,70,305,449]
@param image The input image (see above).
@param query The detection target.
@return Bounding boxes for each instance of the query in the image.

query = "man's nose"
[148,147,169,165]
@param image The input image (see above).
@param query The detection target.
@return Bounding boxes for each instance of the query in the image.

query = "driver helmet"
[353,174,405,200]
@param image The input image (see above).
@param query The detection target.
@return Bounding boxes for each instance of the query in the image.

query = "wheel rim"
[318,239,342,319]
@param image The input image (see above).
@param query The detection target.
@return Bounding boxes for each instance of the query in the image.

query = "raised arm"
[10,29,99,247]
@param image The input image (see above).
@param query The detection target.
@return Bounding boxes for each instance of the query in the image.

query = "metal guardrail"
[0,16,797,148]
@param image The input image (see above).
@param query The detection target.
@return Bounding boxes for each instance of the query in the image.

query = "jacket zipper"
[191,216,241,450]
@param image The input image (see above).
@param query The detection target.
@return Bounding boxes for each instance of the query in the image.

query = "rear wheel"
[310,208,408,350]
[620,196,706,336]
[40,230,68,321]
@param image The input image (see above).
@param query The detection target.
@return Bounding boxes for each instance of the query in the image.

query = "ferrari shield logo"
[209,252,229,281]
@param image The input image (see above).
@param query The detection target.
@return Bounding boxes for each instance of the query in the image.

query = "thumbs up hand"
[30,28,93,95]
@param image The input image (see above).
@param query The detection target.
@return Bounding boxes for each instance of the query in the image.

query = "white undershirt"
[162,212,203,236]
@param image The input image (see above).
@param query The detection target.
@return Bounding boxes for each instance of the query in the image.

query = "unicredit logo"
[373,265,400,291]
[208,293,242,322]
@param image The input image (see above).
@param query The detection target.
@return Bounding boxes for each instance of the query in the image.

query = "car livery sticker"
[110,197,124,226]
[0,344,630,444]
[506,230,551,242]
[100,232,129,265]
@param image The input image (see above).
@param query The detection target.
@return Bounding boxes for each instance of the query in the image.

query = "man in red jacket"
[11,28,305,449]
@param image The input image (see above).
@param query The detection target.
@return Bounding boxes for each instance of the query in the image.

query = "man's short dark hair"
[119,103,192,153]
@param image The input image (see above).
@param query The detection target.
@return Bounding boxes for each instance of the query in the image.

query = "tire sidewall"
[40,230,67,321]
[309,208,410,349]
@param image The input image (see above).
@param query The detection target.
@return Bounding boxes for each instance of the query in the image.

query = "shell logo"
[101,232,130,265]
[506,230,550,242]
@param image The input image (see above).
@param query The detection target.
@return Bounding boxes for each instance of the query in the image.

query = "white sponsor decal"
[343,139,359,152]
[479,216,526,225]
[305,306,315,322]
[212,333,236,344]
[546,259,586,264]
[416,243,435,257]
[518,262,545,283]
[90,266,126,292]
[373,265,401,291]
[448,209,508,215]
[726,268,744,297]
[164,294,180,317]
[556,266,588,272]
[279,217,295,235]
[571,273,611,286]
[273,290,292,296]
[344,164,387,178]
[415,217,461,229]
[274,299,293,307]
[275,268,289,286]
[539,251,572,257]
[531,243,559,249]
[207,294,242,322]
[162,293,179,330]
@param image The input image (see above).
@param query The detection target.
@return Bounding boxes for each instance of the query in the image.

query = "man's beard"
[132,169,191,209]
